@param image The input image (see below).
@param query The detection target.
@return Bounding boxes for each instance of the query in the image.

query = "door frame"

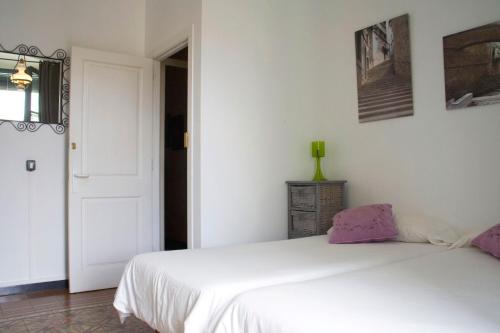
[152,27,195,250]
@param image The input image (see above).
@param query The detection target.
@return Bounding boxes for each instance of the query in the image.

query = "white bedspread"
[214,248,500,333]
[114,236,445,333]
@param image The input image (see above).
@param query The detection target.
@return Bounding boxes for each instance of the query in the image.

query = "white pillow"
[394,215,460,246]
[449,226,490,249]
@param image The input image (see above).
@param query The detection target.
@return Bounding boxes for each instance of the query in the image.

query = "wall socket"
[26,160,36,172]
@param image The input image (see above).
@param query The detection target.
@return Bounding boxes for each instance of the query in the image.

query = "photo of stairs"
[355,14,414,123]
[357,60,413,123]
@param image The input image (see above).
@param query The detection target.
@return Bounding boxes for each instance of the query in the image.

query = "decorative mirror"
[0,44,69,134]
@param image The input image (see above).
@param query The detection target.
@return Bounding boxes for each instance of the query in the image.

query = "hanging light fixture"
[10,55,32,90]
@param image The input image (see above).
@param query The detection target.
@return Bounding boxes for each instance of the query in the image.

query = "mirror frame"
[0,43,69,134]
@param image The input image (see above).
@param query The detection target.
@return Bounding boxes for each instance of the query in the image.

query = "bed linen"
[214,248,500,333]
[113,235,445,333]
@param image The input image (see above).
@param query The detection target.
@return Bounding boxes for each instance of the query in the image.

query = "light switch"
[26,160,36,172]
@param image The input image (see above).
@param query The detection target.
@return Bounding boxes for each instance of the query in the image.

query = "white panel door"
[69,47,155,293]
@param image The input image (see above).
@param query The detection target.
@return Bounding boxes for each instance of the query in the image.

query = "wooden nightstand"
[286,181,346,239]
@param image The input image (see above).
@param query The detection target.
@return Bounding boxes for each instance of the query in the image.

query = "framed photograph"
[355,14,414,123]
[443,22,500,110]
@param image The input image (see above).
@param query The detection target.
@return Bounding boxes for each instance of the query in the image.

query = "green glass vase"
[313,156,326,181]
[311,141,327,181]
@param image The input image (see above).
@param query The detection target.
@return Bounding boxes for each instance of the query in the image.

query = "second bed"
[214,247,500,333]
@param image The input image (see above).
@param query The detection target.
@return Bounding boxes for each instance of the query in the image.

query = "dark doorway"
[164,46,188,250]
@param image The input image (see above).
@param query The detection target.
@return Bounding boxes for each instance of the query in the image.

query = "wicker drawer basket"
[289,210,316,239]
[286,181,346,239]
[290,186,316,210]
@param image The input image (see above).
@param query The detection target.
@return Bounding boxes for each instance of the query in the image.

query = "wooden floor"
[0,288,154,332]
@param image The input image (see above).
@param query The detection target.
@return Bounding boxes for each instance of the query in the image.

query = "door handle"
[73,174,90,179]
[71,171,89,193]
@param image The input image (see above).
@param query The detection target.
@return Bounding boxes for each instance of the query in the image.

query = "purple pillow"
[472,224,500,259]
[329,204,398,244]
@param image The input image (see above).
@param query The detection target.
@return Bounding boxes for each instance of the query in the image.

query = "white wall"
[200,0,323,247]
[198,0,500,247]
[0,0,145,287]
[315,0,500,232]
[146,0,201,56]
[0,128,66,287]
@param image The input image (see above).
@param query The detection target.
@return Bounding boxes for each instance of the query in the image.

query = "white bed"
[113,235,446,333]
[214,248,500,333]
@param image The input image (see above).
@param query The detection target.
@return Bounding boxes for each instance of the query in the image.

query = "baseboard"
[0,279,68,296]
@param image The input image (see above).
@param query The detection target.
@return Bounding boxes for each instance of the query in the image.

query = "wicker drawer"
[289,210,316,239]
[290,185,316,210]
[287,181,346,239]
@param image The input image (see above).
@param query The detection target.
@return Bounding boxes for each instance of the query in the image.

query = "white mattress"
[113,235,445,333]
[214,248,500,333]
